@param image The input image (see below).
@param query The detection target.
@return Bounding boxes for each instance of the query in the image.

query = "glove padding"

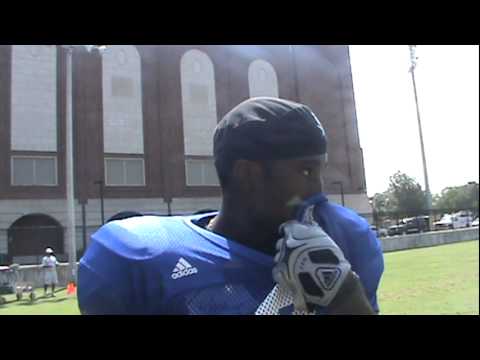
[272,220,352,312]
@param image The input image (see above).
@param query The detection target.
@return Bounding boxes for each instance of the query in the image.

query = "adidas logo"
[171,258,198,280]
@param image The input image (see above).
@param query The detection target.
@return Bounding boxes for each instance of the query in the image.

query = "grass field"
[0,240,478,315]
[0,288,80,315]
[378,240,479,315]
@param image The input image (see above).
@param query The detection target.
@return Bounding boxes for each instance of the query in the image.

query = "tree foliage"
[372,171,426,215]
[433,182,479,211]
[388,171,426,215]
[371,173,479,217]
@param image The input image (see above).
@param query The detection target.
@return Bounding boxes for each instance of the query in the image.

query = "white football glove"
[272,217,352,312]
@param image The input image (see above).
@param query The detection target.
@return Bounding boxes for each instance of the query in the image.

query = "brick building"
[0,45,371,264]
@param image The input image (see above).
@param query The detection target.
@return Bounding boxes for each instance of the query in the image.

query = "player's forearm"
[326,271,376,315]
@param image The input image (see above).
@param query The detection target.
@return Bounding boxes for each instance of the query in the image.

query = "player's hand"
[272,220,352,312]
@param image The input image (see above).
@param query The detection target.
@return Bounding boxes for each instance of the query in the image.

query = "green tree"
[372,190,396,215]
[433,182,479,211]
[388,171,426,215]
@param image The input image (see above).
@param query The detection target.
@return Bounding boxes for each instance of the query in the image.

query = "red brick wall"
[0,45,367,201]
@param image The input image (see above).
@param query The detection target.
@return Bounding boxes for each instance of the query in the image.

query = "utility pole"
[60,45,107,283]
[409,45,433,229]
[62,45,77,283]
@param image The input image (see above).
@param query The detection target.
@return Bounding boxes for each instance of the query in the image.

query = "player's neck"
[211,205,278,256]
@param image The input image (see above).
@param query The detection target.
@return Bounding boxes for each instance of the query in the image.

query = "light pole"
[60,45,76,283]
[409,45,433,228]
[332,181,345,206]
[94,180,105,225]
[60,45,107,283]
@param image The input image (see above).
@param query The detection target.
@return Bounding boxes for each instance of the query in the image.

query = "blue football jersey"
[78,214,276,314]
[78,193,384,315]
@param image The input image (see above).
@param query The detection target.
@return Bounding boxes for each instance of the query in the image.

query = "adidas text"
[172,267,198,279]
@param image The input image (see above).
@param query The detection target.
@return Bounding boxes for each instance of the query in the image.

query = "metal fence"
[1,207,478,265]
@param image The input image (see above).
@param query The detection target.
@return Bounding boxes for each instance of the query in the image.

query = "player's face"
[257,155,326,226]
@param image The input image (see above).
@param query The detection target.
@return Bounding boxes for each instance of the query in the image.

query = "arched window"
[248,59,279,98]
[102,46,145,186]
[11,45,57,152]
[102,45,144,155]
[180,49,219,186]
[180,49,217,156]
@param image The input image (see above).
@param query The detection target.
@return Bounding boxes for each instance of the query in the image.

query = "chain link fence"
[1,207,478,265]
